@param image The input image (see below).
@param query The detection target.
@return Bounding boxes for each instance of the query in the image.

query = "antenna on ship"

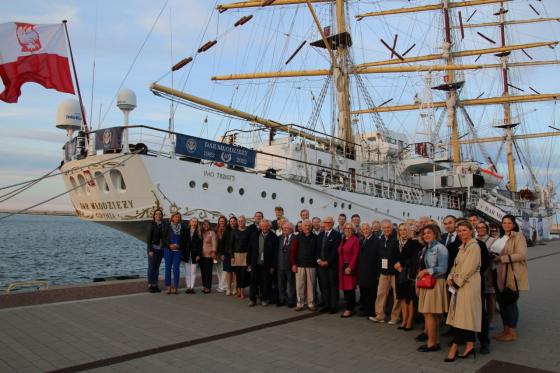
[116,88,137,154]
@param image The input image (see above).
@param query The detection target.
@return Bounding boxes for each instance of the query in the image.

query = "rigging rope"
[0,151,141,222]
[100,0,169,126]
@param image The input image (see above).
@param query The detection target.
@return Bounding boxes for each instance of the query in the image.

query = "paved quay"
[1,241,560,373]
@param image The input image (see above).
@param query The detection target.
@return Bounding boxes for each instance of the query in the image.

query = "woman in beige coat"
[445,220,481,362]
[491,214,529,342]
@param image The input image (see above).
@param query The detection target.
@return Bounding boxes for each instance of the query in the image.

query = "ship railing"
[66,125,461,210]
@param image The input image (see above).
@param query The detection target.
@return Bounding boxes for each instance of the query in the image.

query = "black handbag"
[498,255,519,305]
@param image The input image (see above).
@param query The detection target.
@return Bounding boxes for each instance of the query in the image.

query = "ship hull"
[61,154,463,239]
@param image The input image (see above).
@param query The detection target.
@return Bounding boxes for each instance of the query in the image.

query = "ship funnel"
[116,88,136,153]
[56,99,83,139]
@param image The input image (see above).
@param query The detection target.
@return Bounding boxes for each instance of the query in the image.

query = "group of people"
[146,207,529,362]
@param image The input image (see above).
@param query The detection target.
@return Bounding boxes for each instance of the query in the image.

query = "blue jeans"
[499,299,519,328]
[164,249,182,288]
[147,249,163,286]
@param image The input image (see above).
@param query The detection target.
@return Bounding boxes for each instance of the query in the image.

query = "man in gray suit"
[277,222,296,307]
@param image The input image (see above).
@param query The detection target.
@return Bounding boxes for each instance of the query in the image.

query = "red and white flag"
[0,22,75,103]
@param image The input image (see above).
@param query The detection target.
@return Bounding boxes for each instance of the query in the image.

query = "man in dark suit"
[357,222,379,317]
[316,216,341,314]
[271,206,284,231]
[247,219,278,307]
[441,215,460,276]
[247,211,264,236]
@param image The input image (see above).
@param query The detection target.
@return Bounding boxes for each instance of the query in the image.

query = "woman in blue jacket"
[416,223,449,352]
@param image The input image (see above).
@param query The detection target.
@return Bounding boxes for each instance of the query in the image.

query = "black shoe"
[320,307,330,313]
[287,304,295,308]
[444,354,457,362]
[479,346,490,355]
[403,327,413,331]
[397,326,405,330]
[328,308,338,314]
[415,332,428,342]
[154,287,161,293]
[276,302,285,307]
[418,344,441,352]
[459,348,476,359]
[148,287,156,293]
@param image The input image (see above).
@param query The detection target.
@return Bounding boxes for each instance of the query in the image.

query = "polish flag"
[0,22,75,103]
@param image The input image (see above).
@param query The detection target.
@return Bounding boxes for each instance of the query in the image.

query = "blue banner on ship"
[175,134,256,168]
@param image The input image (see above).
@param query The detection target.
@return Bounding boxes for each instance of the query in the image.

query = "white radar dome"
[117,88,137,111]
[56,99,83,131]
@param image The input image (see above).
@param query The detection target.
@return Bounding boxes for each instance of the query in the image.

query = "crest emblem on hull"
[220,152,232,163]
[185,138,197,153]
[16,23,42,52]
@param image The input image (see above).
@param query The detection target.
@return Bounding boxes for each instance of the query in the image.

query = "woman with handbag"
[444,220,482,362]
[416,224,449,352]
[491,214,529,342]
[338,223,360,318]
[395,223,422,331]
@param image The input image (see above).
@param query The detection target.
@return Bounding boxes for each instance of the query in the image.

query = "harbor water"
[0,214,146,291]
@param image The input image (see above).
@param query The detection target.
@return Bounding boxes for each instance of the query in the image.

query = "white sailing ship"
[57,0,559,241]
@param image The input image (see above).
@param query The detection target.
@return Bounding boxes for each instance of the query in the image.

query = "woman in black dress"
[395,222,423,331]
[146,208,166,293]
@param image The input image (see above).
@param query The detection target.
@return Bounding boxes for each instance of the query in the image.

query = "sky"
[0,0,559,212]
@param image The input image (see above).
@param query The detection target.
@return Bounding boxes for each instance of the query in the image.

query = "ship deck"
[1,242,560,373]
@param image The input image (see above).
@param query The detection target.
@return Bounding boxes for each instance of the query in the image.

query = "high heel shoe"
[444,353,457,362]
[459,348,476,359]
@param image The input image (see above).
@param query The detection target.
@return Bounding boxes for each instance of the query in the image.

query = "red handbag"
[416,274,437,289]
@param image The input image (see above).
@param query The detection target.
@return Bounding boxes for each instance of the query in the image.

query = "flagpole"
[62,20,88,132]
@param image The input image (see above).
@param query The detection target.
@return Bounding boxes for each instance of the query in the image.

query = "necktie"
[321,232,328,259]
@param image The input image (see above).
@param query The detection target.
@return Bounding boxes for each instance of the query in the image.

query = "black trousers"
[317,267,339,310]
[249,265,272,302]
[478,296,490,347]
[359,284,377,317]
[344,289,356,311]
[199,257,213,289]
[453,327,476,344]
[277,269,296,305]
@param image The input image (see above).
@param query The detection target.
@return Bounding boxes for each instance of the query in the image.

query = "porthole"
[189,180,196,188]
[341,203,345,208]
[227,186,233,193]
[271,193,277,200]
[261,191,266,198]
[202,182,209,190]
[309,198,313,205]
[300,197,305,203]
[334,201,338,208]
[239,188,245,195]
[387,209,390,214]
[348,204,352,210]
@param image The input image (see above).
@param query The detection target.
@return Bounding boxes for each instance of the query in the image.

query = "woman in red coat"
[339,223,361,318]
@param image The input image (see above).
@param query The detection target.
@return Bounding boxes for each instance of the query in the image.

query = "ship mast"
[442,0,461,171]
[497,1,516,191]
[334,0,353,157]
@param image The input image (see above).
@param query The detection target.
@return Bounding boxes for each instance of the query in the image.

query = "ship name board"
[203,170,235,181]
[78,200,134,210]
